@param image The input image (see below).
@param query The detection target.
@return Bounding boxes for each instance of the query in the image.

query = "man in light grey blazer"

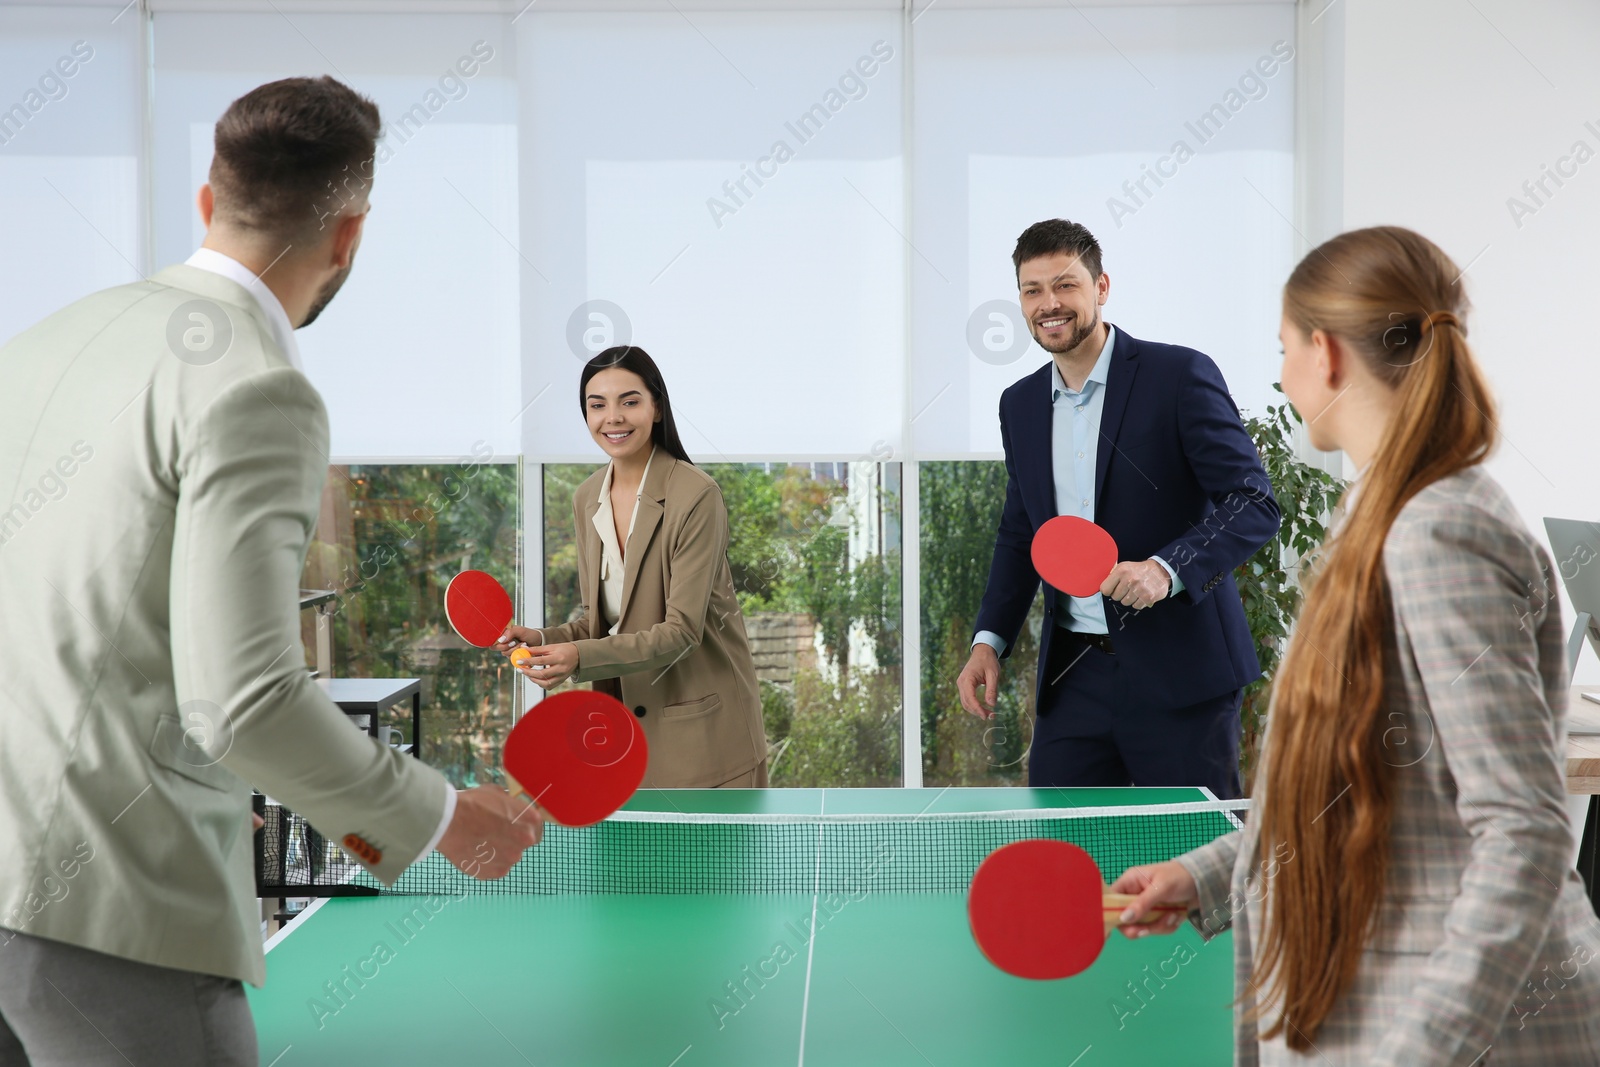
[0,77,542,1066]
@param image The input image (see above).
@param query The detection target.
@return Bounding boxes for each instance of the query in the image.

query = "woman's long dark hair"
[579,346,694,465]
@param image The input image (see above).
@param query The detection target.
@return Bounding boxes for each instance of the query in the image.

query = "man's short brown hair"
[209,76,380,242]
[1012,219,1104,284]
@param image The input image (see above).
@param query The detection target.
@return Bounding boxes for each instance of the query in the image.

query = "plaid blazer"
[1179,466,1600,1066]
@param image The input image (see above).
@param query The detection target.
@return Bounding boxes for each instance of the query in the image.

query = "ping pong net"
[257,797,1247,899]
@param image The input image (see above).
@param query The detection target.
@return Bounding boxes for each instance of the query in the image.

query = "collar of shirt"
[1050,324,1116,404]
[594,445,657,528]
[183,247,302,372]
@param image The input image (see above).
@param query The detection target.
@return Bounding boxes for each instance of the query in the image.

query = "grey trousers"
[0,928,256,1067]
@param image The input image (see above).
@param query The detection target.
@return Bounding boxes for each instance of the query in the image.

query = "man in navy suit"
[956,219,1279,798]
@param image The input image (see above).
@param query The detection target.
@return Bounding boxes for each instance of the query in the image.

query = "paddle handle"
[502,770,558,829]
[1103,891,1189,924]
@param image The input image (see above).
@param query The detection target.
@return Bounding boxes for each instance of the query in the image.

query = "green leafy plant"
[304,461,521,789]
[917,460,1040,786]
[1234,384,1346,793]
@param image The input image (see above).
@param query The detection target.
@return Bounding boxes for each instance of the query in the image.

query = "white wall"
[1306,0,1600,682]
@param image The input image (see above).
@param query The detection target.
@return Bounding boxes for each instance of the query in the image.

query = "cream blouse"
[590,446,657,636]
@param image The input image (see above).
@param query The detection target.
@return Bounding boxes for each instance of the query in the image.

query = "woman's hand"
[1109,860,1198,939]
[494,625,545,654]
[513,643,580,689]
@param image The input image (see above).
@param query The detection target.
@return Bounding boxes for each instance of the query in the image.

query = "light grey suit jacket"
[0,265,450,987]
[1179,466,1600,1065]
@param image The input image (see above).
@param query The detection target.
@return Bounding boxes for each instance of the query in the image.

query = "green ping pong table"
[249,787,1242,1066]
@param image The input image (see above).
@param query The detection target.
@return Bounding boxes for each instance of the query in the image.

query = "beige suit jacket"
[0,265,449,987]
[543,455,768,787]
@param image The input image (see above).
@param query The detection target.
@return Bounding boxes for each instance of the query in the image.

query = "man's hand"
[957,643,1002,719]
[514,643,580,690]
[436,785,545,880]
[1108,860,1197,938]
[1102,559,1171,611]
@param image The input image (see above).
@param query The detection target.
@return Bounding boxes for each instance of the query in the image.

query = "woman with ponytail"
[1113,226,1600,1064]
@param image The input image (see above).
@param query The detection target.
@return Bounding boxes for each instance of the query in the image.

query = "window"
[544,461,902,786]
[918,461,1039,786]
[302,460,520,787]
[5,3,1300,790]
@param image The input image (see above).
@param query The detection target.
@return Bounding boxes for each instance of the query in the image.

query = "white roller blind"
[151,12,520,459]
[0,5,141,347]
[517,11,905,461]
[911,5,1295,455]
[138,5,1291,462]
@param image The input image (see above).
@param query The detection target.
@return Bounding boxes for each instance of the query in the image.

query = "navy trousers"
[1028,627,1243,799]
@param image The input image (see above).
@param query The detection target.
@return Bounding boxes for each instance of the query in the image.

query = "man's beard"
[1033,307,1101,355]
[299,263,351,328]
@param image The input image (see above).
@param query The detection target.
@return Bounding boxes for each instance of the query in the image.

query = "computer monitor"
[1544,517,1600,684]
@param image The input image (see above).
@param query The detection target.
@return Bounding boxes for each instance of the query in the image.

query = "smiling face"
[1017,252,1109,355]
[585,366,660,463]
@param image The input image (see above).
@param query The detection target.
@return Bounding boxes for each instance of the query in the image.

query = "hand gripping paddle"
[967,839,1186,980]
[446,570,538,669]
[1030,516,1118,598]
[502,690,649,827]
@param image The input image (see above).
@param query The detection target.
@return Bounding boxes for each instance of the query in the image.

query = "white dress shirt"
[184,247,303,372]
[592,446,658,635]
[974,326,1181,656]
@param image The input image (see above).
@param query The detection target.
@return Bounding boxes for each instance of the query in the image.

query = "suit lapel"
[618,452,673,624]
[581,489,604,628]
[1093,325,1138,504]
[1026,362,1056,526]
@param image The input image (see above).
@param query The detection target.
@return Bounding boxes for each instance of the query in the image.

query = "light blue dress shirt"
[974,326,1183,656]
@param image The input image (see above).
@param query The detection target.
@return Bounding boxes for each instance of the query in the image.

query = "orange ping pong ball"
[510,647,534,668]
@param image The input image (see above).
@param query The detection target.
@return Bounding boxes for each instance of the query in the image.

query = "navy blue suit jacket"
[973,325,1281,712]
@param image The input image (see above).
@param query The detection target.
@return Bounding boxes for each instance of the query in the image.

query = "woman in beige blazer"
[498,346,769,788]
[1113,227,1600,1064]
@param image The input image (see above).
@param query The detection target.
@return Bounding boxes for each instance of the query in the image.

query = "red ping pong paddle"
[446,570,516,648]
[1031,516,1118,598]
[502,690,649,827]
[967,839,1187,980]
